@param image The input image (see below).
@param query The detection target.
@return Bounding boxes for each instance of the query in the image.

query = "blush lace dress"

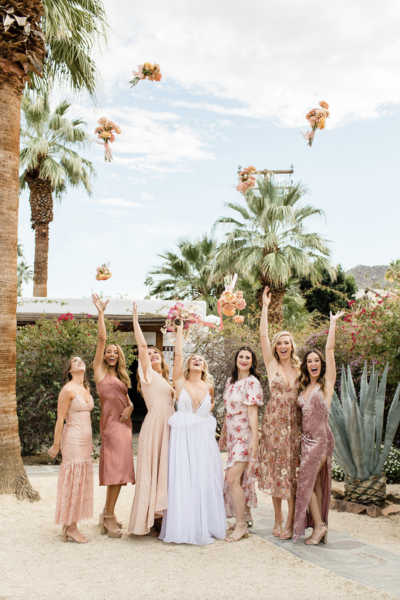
[55,392,94,526]
[223,375,263,517]
[293,387,335,542]
[159,384,226,545]
[258,371,302,499]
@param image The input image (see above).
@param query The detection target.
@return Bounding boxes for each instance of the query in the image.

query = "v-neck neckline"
[301,385,321,405]
[277,369,298,391]
[184,386,208,413]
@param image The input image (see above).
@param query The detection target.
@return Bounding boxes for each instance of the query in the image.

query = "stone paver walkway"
[250,504,400,597]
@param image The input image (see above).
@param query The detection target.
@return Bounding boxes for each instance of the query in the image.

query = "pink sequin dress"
[258,371,302,499]
[223,375,263,518]
[55,392,94,526]
[293,387,334,542]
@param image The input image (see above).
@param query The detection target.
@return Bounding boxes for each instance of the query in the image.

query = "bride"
[159,323,226,545]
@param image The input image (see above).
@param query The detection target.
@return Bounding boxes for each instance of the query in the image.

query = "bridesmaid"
[293,311,344,545]
[128,303,175,536]
[219,345,263,542]
[258,286,302,540]
[92,294,135,539]
[49,356,94,543]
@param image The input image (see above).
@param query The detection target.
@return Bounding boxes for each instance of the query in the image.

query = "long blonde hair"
[103,343,131,388]
[184,353,214,385]
[271,331,301,372]
[136,346,172,397]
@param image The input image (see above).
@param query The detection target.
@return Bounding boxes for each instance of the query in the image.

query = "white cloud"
[98,0,400,127]
[127,176,146,184]
[140,192,155,200]
[97,198,142,207]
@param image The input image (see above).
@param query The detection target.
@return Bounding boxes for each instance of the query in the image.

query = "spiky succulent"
[329,363,400,480]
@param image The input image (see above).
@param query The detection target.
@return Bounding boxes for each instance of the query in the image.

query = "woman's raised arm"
[173,323,185,392]
[133,303,150,380]
[324,311,344,407]
[91,294,109,382]
[260,287,277,377]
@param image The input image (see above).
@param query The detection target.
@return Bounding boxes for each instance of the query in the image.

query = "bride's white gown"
[159,385,226,545]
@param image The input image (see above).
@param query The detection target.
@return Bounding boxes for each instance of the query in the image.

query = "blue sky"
[18,0,400,298]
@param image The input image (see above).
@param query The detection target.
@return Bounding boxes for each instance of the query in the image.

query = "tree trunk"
[0,73,39,500]
[27,177,54,297]
[256,279,287,326]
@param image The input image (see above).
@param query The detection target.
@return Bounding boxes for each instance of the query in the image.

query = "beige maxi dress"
[128,359,175,535]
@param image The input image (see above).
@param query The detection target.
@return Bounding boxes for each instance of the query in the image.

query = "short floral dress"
[258,370,302,499]
[223,375,263,517]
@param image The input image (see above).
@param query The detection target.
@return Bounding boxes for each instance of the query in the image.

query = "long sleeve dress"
[223,375,263,518]
[293,387,335,542]
[258,370,302,499]
[96,373,135,486]
[129,360,175,535]
[55,392,94,526]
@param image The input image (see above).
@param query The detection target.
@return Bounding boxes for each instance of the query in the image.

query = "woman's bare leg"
[226,461,247,539]
[306,456,327,543]
[104,484,122,534]
[272,496,284,535]
[280,496,295,538]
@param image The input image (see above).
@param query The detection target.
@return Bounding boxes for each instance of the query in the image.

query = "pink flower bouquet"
[300,101,330,147]
[161,302,204,342]
[218,274,246,327]
[94,118,121,162]
[96,262,112,281]
[236,166,257,192]
[130,62,162,87]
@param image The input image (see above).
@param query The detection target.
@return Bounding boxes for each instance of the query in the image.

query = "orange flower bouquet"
[300,101,330,147]
[236,166,257,192]
[96,262,112,281]
[218,274,246,328]
[130,62,162,87]
[94,118,121,162]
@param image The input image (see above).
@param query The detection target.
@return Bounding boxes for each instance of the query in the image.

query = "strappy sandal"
[99,508,123,529]
[100,515,123,539]
[279,528,293,540]
[225,523,249,542]
[62,525,89,544]
[304,523,328,546]
[272,520,284,537]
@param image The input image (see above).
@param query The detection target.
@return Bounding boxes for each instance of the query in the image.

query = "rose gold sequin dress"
[293,387,334,542]
[55,393,94,526]
[223,375,263,518]
[258,371,302,499]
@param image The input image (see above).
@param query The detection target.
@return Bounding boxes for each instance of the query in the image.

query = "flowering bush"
[17,315,135,453]
[332,448,400,483]
[332,459,345,481]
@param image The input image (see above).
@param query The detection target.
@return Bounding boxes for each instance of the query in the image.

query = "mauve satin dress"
[293,387,335,542]
[96,373,135,486]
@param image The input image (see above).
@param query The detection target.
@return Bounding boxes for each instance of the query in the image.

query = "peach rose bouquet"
[300,101,330,147]
[96,262,112,281]
[130,62,162,87]
[236,166,257,192]
[94,118,121,162]
[218,274,246,328]
[161,302,217,342]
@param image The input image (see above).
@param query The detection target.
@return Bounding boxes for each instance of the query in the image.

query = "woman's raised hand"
[262,286,272,308]
[91,293,109,314]
[133,302,139,322]
[330,310,345,322]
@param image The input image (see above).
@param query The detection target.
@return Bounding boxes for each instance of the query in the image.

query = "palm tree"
[214,178,334,324]
[17,243,33,296]
[0,0,106,499]
[20,92,95,296]
[149,235,223,311]
[385,259,400,283]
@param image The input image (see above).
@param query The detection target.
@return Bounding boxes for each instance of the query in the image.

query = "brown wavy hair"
[62,356,90,389]
[103,343,132,389]
[230,345,261,384]
[136,346,173,397]
[299,349,326,392]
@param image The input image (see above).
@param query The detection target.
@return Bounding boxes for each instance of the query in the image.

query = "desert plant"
[329,363,400,504]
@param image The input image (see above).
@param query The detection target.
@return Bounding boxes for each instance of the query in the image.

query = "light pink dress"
[129,360,175,535]
[55,392,94,526]
[223,375,263,517]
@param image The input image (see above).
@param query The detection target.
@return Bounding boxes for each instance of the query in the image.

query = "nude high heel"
[304,523,328,546]
[100,515,123,539]
[62,525,89,544]
[99,508,123,529]
[224,523,249,542]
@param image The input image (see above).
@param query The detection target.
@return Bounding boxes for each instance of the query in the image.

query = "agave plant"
[329,363,400,505]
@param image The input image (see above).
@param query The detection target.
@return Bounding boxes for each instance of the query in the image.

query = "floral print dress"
[258,371,302,499]
[223,375,263,517]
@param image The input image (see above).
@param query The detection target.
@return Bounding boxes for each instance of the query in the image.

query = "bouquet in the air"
[130,62,162,87]
[94,118,121,162]
[218,274,246,325]
[300,101,330,147]
[161,302,203,342]
[96,262,112,281]
[236,166,257,192]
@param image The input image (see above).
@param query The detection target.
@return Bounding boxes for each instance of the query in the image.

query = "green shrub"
[332,447,400,484]
[16,314,136,453]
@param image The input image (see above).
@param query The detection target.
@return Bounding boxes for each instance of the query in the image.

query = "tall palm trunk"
[256,278,287,326]
[26,174,54,297]
[0,0,45,499]
[0,76,39,500]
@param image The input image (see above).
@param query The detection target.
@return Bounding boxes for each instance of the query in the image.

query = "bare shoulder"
[59,384,76,402]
